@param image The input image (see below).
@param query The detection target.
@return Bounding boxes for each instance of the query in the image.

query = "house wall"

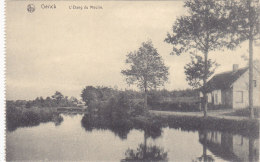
[211,90,222,105]
[206,89,233,107]
[221,88,233,108]
[232,69,260,109]
[207,93,212,103]
[206,90,223,105]
[201,92,215,104]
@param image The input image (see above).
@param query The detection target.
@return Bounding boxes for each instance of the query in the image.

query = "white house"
[203,64,260,109]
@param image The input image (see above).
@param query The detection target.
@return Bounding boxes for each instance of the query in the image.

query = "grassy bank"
[81,106,259,140]
[223,107,260,118]
[150,113,259,138]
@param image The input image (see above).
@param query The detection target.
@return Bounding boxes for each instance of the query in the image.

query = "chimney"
[233,64,239,72]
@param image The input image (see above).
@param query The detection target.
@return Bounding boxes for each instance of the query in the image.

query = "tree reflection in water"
[81,113,168,161]
[194,154,214,162]
[122,131,168,162]
[81,113,259,162]
[193,130,215,162]
[81,113,164,140]
[123,144,168,161]
[81,113,133,139]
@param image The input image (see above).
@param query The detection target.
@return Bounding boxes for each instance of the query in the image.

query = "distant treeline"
[148,89,201,112]
[81,86,142,108]
[6,87,200,111]
[7,91,80,109]
[81,86,200,112]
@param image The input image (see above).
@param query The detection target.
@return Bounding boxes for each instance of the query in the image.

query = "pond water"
[6,114,259,161]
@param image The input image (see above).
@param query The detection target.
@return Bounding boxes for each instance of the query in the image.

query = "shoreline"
[149,110,259,138]
[150,109,260,121]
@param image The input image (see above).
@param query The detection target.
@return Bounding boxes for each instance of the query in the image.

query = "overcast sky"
[6,1,260,100]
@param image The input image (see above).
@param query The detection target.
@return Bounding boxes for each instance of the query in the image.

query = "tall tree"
[227,0,260,118]
[121,41,169,112]
[184,54,219,89]
[165,0,238,117]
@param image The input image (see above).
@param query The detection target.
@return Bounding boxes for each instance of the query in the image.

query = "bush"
[89,91,145,118]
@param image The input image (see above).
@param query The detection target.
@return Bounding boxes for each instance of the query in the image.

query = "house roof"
[205,67,248,92]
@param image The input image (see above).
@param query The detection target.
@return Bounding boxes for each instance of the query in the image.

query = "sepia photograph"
[4,0,260,161]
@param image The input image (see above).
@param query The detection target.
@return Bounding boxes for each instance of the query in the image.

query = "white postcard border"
[0,0,6,161]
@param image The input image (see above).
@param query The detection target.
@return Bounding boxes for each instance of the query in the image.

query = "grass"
[224,107,260,118]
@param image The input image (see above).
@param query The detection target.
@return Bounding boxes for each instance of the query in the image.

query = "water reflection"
[81,113,163,140]
[198,130,259,162]
[6,110,64,132]
[81,113,259,162]
[123,144,168,161]
[81,113,168,161]
[81,113,132,139]
[6,112,259,161]
[81,112,260,161]
[122,131,168,161]
[194,130,215,162]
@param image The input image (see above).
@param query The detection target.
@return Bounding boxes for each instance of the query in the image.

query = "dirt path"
[150,109,259,121]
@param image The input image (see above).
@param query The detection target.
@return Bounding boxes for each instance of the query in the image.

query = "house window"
[253,80,257,87]
[235,91,243,103]
[215,94,218,104]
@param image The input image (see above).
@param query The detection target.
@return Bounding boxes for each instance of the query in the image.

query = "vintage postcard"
[4,0,260,161]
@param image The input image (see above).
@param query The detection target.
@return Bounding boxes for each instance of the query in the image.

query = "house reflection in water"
[199,130,259,162]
